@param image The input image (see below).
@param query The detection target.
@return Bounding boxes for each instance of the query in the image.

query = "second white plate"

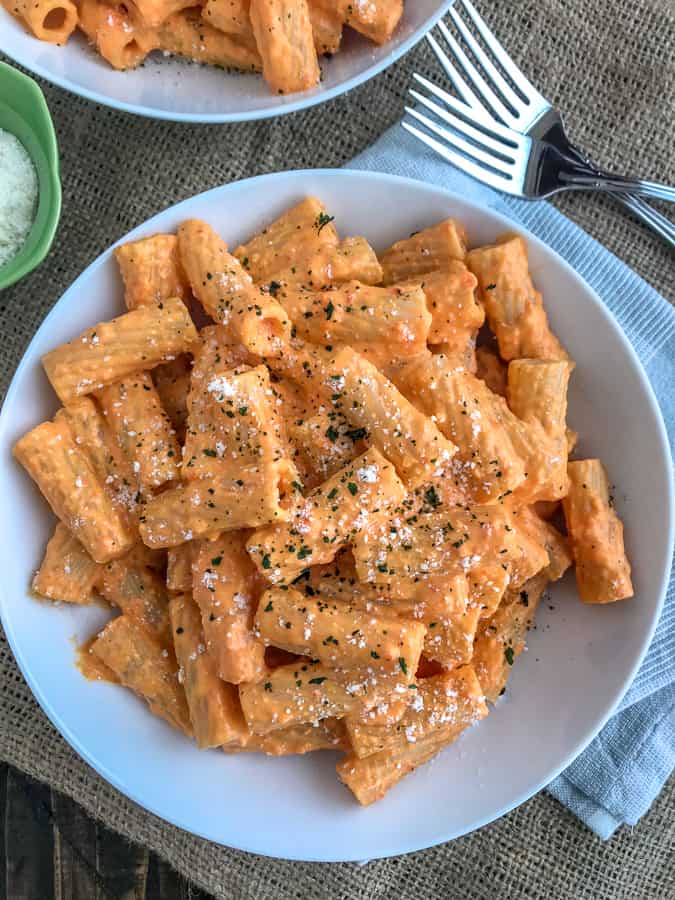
[0,2,452,122]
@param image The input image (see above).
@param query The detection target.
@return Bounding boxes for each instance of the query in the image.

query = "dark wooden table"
[0,763,211,900]
[4,759,675,899]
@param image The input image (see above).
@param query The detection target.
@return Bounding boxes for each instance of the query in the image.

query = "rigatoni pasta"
[33,523,102,604]
[19,198,633,807]
[114,233,190,310]
[41,296,198,405]
[14,418,135,563]
[563,460,633,604]
[3,0,406,94]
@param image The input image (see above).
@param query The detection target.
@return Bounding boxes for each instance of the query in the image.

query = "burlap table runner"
[1,1,674,896]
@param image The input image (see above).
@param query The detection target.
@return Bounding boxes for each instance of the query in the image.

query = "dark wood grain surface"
[0,763,212,900]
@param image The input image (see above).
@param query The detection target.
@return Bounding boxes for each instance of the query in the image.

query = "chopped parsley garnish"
[211,556,222,566]
[504,646,515,666]
[347,482,358,496]
[346,427,367,442]
[398,657,408,675]
[325,300,334,320]
[202,448,217,457]
[264,600,274,612]
[309,676,327,685]
[315,212,335,233]
[424,485,441,509]
[264,682,272,692]
[262,554,272,570]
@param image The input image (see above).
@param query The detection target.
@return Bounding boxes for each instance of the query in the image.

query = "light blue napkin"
[349,124,675,840]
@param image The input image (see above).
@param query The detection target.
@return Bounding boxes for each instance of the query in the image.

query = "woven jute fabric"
[1,1,674,896]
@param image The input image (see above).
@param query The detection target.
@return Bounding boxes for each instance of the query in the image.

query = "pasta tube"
[192,531,266,684]
[14,418,135,564]
[246,447,406,583]
[398,576,481,668]
[42,296,198,405]
[7,0,78,43]
[183,364,296,493]
[337,665,487,805]
[249,0,320,94]
[234,198,339,282]
[189,325,260,396]
[379,218,467,284]
[280,282,431,367]
[268,236,382,289]
[562,460,633,604]
[33,523,103,604]
[467,236,568,361]
[514,505,572,583]
[159,9,262,70]
[313,0,402,44]
[56,398,139,524]
[352,502,523,593]
[345,666,487,759]
[202,0,253,39]
[139,466,292,548]
[300,554,477,668]
[127,0,194,27]
[169,593,248,748]
[114,234,191,311]
[254,586,426,674]
[97,372,181,494]
[101,550,172,646]
[239,661,366,734]
[330,348,457,488]
[402,263,482,348]
[392,358,526,503]
[178,219,290,355]
[91,616,192,735]
[308,1,342,54]
[473,571,549,703]
[78,0,157,69]
[507,359,573,500]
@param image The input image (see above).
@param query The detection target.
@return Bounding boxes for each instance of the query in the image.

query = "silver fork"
[403,0,675,245]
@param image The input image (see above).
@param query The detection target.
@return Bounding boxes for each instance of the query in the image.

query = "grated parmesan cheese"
[0,130,38,268]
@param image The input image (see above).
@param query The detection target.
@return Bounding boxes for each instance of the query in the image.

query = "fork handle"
[615,193,675,248]
[562,171,675,204]
[548,132,675,247]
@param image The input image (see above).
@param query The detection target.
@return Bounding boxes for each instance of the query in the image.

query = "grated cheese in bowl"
[0,128,38,268]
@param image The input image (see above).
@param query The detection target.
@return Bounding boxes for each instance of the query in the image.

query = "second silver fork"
[408,0,675,247]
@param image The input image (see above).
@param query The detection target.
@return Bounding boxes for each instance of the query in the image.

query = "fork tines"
[403,0,543,194]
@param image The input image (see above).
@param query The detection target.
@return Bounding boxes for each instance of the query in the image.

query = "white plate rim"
[1,3,454,123]
[0,168,672,860]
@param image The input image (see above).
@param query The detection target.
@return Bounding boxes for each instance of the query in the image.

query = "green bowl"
[0,60,61,290]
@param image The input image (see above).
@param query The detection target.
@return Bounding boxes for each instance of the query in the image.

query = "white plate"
[0,170,672,861]
[1,3,452,122]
